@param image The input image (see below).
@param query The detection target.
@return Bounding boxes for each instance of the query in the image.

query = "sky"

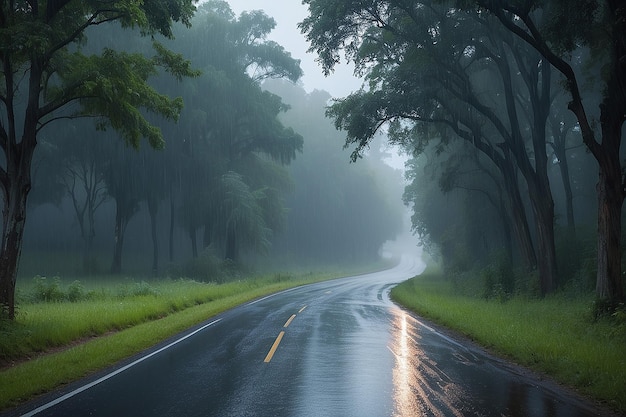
[224,0,363,98]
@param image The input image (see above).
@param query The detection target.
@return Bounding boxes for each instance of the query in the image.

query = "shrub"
[32,276,64,302]
[130,281,160,297]
[482,257,515,302]
[67,281,85,302]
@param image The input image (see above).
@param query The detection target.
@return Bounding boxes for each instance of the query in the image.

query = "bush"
[67,281,85,302]
[117,281,160,298]
[130,281,160,297]
[482,257,515,302]
[32,276,64,302]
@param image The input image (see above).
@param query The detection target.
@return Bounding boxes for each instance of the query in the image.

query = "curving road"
[9,255,609,417]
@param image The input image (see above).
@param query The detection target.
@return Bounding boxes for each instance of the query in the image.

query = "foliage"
[0,0,200,319]
[32,276,65,303]
[29,276,95,303]
[481,257,515,302]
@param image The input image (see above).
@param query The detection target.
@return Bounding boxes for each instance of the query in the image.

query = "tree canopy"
[0,0,198,318]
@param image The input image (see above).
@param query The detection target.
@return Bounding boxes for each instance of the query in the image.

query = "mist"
[19,1,408,281]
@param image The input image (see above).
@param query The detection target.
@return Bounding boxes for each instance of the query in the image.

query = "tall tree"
[0,0,197,319]
[300,0,560,292]
[466,0,625,306]
[58,124,109,273]
[162,1,303,262]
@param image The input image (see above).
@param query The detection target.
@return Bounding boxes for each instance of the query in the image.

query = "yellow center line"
[284,314,297,328]
[298,305,307,313]
[264,331,285,363]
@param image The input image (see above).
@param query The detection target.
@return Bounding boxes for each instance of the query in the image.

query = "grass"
[0,261,391,411]
[391,272,626,414]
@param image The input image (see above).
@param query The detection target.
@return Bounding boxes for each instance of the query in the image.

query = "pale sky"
[224,0,363,98]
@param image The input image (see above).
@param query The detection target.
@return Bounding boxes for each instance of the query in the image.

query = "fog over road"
[10,256,607,417]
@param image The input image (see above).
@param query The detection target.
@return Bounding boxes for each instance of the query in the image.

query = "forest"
[0,0,625,320]
[300,0,626,313]
[0,0,404,320]
[1,1,625,414]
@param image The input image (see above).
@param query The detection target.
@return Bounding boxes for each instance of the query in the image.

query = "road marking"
[283,314,296,328]
[298,305,307,313]
[20,318,223,417]
[264,331,285,363]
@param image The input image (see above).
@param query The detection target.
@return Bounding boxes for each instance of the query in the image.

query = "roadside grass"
[390,273,626,414]
[0,261,391,411]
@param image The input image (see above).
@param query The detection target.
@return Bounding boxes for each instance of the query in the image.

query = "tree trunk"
[595,106,625,305]
[169,188,175,262]
[110,201,126,274]
[501,165,537,271]
[189,226,198,259]
[551,131,576,236]
[148,198,159,277]
[528,183,558,295]
[225,225,238,262]
[0,59,38,319]
[203,222,212,248]
[498,196,514,263]
[82,202,97,273]
[0,178,30,319]
[593,6,626,305]
[596,168,623,304]
[557,153,576,235]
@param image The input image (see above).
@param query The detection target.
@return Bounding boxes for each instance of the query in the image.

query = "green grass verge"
[391,273,626,414]
[0,262,391,412]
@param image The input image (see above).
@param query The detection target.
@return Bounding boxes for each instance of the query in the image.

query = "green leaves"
[115,0,197,38]
[58,47,183,149]
[220,171,272,255]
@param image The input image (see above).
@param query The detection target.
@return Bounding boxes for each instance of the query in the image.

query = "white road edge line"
[21,318,223,417]
[246,287,298,306]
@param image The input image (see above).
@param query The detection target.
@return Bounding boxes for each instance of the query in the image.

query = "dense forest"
[0,1,405,318]
[300,0,626,310]
[1,0,625,320]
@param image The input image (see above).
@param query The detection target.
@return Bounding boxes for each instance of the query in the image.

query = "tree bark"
[595,103,625,305]
[0,177,30,319]
[0,56,38,318]
[502,168,537,271]
[527,182,558,295]
[110,201,127,274]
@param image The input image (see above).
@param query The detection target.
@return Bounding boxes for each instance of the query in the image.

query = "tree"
[300,0,561,293]
[161,1,303,262]
[0,1,197,319]
[465,0,625,306]
[58,123,109,273]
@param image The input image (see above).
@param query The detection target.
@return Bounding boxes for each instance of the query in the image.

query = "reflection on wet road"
[388,303,601,417]
[389,312,464,417]
[8,255,609,417]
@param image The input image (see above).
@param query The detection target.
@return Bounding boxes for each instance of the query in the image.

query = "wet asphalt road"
[10,256,609,417]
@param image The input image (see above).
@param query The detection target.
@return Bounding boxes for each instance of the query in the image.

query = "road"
[10,255,609,417]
